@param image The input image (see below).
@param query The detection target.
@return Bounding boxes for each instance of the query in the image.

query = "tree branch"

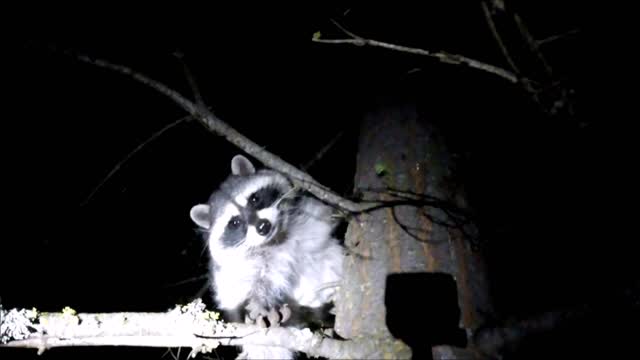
[1,303,410,359]
[57,48,367,213]
[313,20,518,83]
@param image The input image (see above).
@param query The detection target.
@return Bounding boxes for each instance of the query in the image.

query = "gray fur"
[190,155,344,360]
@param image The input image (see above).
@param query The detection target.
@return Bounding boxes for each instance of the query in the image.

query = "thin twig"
[174,51,206,107]
[480,1,521,76]
[314,20,518,83]
[301,130,345,171]
[162,274,210,289]
[537,28,580,46]
[79,115,189,207]
[312,39,364,45]
[513,13,553,78]
[329,19,360,39]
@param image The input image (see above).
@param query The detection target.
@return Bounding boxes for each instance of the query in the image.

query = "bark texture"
[335,99,492,359]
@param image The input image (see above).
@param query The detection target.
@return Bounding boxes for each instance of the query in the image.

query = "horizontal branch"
[313,22,518,83]
[1,302,410,358]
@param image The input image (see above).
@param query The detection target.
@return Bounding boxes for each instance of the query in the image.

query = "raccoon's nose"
[256,219,272,236]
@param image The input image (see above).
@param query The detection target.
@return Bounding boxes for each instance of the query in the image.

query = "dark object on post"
[386,272,467,359]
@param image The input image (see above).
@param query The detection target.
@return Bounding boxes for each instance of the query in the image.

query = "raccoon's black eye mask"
[247,185,283,210]
[222,215,248,247]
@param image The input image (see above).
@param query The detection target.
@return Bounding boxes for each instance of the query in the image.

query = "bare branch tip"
[329,19,361,40]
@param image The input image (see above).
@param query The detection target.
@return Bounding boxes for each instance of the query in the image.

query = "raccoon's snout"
[256,219,272,236]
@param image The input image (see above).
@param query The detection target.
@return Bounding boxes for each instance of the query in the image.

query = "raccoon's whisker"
[315,281,341,291]
[274,186,299,207]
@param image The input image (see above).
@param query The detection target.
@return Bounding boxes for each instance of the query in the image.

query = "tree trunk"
[335,98,493,359]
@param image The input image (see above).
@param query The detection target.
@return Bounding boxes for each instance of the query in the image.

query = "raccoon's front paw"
[244,300,270,328]
[264,303,291,326]
[244,301,291,328]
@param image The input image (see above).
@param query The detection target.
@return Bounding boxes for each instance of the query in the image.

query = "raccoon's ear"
[190,204,212,229]
[231,155,256,176]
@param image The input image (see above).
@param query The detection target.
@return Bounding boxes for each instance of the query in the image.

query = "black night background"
[2,3,634,359]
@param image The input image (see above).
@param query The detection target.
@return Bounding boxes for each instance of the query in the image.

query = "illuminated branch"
[1,302,410,359]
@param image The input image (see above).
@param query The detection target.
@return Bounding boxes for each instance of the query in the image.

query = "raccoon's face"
[190,155,293,253]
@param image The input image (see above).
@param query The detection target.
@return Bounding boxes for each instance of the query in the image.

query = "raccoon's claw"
[245,312,268,328]
[279,303,292,323]
[244,301,291,328]
[267,307,281,327]
[268,303,292,326]
[245,300,266,322]
[256,316,268,328]
[244,301,273,328]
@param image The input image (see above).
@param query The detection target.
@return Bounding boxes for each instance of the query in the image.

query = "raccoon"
[190,155,344,359]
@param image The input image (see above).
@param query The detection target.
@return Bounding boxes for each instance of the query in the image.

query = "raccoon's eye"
[228,216,242,229]
[249,195,259,204]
